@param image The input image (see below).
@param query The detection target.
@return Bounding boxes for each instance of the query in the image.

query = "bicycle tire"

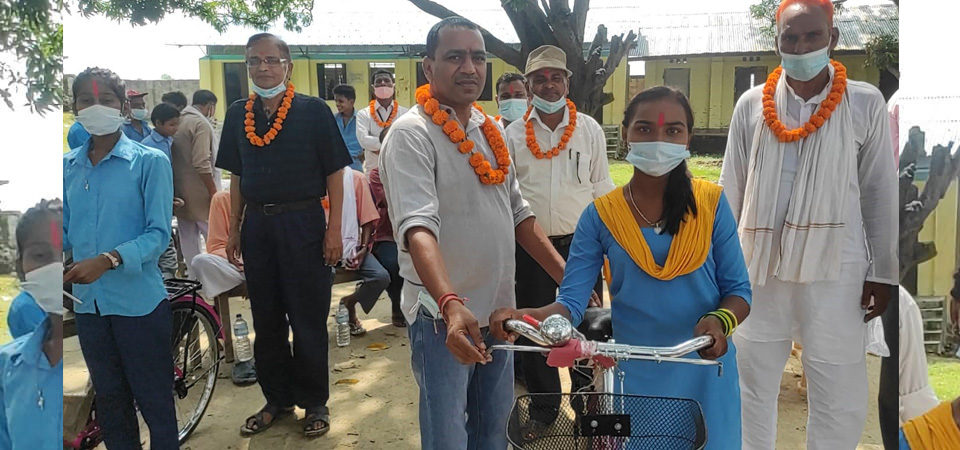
[170,300,221,444]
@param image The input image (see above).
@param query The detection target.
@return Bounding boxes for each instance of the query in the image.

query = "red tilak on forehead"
[50,220,61,251]
[509,84,515,95]
[657,112,665,126]
[92,79,99,97]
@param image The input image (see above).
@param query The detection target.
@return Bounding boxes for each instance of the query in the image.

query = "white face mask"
[131,108,149,121]
[626,141,690,177]
[76,104,126,136]
[21,262,80,316]
[251,65,290,99]
[779,43,831,82]
[531,95,567,114]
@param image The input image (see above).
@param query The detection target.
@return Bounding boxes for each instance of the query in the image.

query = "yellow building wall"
[642,54,881,131]
[917,182,959,298]
[200,55,628,125]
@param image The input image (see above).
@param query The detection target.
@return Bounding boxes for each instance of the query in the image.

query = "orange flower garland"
[415,84,511,185]
[763,60,847,142]
[524,99,577,159]
[370,99,399,127]
[245,83,295,147]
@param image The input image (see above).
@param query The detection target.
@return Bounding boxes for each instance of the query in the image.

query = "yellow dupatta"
[595,178,722,281]
[902,401,960,450]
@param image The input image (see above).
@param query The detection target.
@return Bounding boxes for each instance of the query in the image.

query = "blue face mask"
[779,44,830,82]
[531,95,567,114]
[498,98,528,122]
[251,65,289,99]
[626,141,690,177]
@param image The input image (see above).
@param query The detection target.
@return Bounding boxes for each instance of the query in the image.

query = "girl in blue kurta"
[491,87,752,450]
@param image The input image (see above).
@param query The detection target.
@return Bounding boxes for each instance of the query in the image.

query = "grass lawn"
[929,355,960,400]
[609,155,723,186]
[0,275,17,345]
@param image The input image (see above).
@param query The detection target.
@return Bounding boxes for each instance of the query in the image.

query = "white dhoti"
[191,253,245,300]
[735,261,870,450]
[179,219,209,279]
[898,286,940,423]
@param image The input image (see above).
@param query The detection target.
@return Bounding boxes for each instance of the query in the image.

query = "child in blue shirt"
[0,199,64,449]
[141,103,181,162]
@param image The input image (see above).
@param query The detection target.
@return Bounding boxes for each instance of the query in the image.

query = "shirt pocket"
[577,153,591,185]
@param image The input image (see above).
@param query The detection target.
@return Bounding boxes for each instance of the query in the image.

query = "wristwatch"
[100,252,120,269]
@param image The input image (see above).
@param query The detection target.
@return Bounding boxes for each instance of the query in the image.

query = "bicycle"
[490,314,723,450]
[64,278,223,449]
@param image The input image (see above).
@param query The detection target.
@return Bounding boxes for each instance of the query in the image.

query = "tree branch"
[572,0,590,44]
[409,0,524,69]
[545,0,580,58]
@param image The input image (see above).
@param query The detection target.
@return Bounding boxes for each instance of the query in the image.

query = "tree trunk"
[899,127,960,282]
[408,0,636,120]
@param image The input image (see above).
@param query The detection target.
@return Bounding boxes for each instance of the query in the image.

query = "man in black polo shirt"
[216,32,352,438]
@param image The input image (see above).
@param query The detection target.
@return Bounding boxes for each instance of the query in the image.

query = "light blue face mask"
[626,141,690,177]
[531,95,567,114]
[780,44,830,82]
[251,65,289,99]
[498,98,528,122]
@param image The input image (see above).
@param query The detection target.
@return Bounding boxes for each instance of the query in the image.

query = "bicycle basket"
[507,393,706,450]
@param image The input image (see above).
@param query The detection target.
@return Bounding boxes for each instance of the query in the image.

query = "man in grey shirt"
[379,17,567,450]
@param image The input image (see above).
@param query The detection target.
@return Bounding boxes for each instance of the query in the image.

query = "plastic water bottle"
[336,303,351,347]
[233,314,253,362]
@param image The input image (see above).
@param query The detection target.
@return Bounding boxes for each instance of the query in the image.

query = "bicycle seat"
[577,307,612,342]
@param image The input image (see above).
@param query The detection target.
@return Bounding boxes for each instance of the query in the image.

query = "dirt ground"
[64,284,883,450]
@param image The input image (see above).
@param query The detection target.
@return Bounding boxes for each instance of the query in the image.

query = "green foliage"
[0,0,64,114]
[76,0,316,33]
[2,0,319,113]
[864,32,899,78]
[750,0,845,39]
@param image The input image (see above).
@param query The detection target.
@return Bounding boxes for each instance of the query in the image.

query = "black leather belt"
[550,234,574,247]
[246,198,322,216]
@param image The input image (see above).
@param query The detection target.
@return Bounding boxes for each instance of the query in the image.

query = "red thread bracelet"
[437,293,458,311]
[440,296,468,321]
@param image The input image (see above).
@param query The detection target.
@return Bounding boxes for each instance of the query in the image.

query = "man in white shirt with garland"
[503,44,614,429]
[719,1,897,449]
[356,70,408,173]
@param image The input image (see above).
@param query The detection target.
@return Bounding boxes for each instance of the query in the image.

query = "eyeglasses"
[246,57,288,68]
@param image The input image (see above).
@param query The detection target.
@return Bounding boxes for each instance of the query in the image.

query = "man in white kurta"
[719,1,897,449]
[356,70,409,173]
[503,45,615,426]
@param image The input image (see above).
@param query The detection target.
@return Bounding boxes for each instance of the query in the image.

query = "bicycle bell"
[540,314,574,346]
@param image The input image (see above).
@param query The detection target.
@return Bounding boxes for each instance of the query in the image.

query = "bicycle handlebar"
[492,317,722,373]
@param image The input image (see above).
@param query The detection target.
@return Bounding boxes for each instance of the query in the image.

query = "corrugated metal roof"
[631,4,898,59]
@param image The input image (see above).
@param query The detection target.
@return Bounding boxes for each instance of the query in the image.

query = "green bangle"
[714,309,736,337]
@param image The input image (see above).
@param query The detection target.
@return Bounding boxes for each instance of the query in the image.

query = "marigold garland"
[524,99,577,159]
[415,84,511,185]
[245,82,295,147]
[370,99,399,127]
[763,60,847,142]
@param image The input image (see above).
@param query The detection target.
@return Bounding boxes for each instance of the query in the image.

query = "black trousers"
[515,237,603,424]
[878,285,899,449]
[76,300,178,450]
[241,204,332,414]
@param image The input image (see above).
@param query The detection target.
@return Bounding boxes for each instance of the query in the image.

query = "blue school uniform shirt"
[0,317,62,450]
[67,122,91,150]
[556,192,752,450]
[7,292,44,340]
[141,129,174,162]
[121,119,152,142]
[335,112,363,171]
[63,133,173,317]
